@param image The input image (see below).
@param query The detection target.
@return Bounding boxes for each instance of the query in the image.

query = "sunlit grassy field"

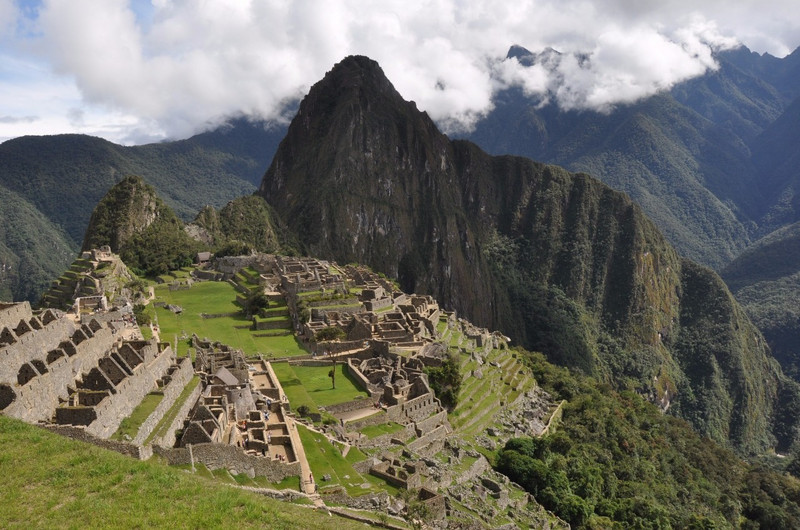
[151,281,307,358]
[0,416,364,529]
[296,424,394,497]
[270,362,368,412]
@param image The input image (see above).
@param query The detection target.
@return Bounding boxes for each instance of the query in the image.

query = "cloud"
[0,115,37,123]
[493,16,739,113]
[4,0,799,143]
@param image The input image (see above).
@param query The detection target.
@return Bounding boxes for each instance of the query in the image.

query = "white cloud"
[0,0,798,143]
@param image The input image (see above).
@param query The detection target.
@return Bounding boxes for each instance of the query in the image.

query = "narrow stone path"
[285,415,318,496]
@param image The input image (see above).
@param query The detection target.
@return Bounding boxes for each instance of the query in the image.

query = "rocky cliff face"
[82,175,169,253]
[259,55,495,325]
[258,55,800,453]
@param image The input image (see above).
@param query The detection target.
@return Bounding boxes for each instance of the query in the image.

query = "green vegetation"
[314,326,346,342]
[359,421,404,439]
[144,376,200,445]
[152,281,305,358]
[270,362,319,415]
[496,350,800,529]
[0,186,76,303]
[723,221,800,380]
[82,176,202,277]
[271,362,367,409]
[451,346,535,438]
[0,415,364,529]
[296,424,386,496]
[111,393,164,441]
[425,352,461,410]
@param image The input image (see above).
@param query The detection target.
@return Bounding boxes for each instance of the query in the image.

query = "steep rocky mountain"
[258,55,800,453]
[460,45,800,269]
[82,175,199,276]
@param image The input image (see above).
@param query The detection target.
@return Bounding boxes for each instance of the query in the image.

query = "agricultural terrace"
[296,424,396,497]
[151,280,306,358]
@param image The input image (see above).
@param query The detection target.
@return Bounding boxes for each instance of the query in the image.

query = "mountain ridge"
[258,54,800,453]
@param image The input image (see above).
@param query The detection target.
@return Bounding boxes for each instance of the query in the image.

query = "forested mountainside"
[723,221,800,380]
[258,55,800,453]
[80,178,296,278]
[187,195,298,256]
[81,176,200,277]
[460,45,800,269]
[0,186,74,303]
[0,120,284,302]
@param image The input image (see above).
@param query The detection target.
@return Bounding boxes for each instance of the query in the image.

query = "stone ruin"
[0,301,185,439]
[178,338,301,477]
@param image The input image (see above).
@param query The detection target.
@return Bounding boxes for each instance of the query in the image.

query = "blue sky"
[1,0,798,145]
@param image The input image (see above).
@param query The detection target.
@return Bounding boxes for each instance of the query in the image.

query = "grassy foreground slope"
[0,416,360,529]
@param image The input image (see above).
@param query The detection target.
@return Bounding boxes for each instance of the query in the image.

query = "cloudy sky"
[1,0,798,145]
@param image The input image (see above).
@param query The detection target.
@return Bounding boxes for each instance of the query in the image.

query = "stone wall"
[86,346,176,438]
[132,356,194,445]
[150,378,203,448]
[407,424,449,455]
[312,340,369,355]
[0,314,74,382]
[323,396,374,415]
[215,255,260,277]
[345,359,374,393]
[253,318,291,331]
[358,424,416,450]
[0,301,32,330]
[348,409,404,432]
[363,297,392,312]
[43,424,153,460]
[3,326,115,423]
[400,392,440,423]
[414,410,448,436]
[153,443,300,482]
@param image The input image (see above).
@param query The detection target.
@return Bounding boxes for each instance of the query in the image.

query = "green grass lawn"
[269,362,319,415]
[111,393,164,441]
[151,281,307,358]
[358,421,405,439]
[296,424,386,497]
[272,363,369,409]
[0,416,366,529]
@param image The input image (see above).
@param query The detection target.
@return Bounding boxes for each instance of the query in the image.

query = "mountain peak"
[506,45,562,68]
[302,55,402,111]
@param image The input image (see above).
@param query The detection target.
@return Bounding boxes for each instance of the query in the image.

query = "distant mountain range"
[0,120,285,301]
[459,44,800,268]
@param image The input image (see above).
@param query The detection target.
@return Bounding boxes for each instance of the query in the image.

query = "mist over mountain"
[459,44,800,269]
[258,55,800,453]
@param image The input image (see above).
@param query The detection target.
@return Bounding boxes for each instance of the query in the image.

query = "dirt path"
[336,406,380,423]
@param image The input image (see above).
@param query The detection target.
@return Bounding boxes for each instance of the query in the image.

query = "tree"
[328,358,336,389]
[315,326,345,342]
[426,352,462,410]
